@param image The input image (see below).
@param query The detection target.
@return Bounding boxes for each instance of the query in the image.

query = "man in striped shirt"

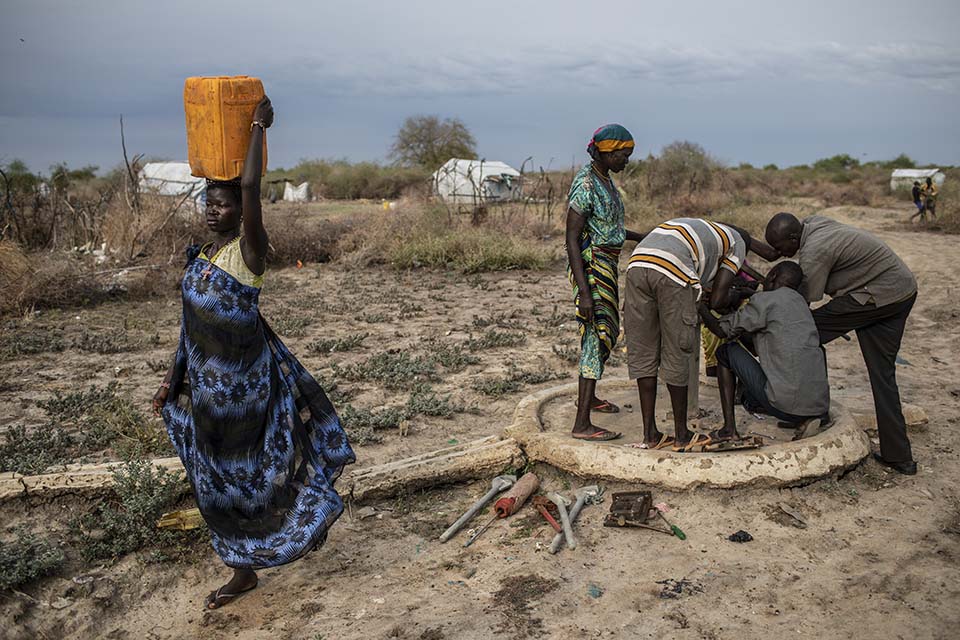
[623,218,774,450]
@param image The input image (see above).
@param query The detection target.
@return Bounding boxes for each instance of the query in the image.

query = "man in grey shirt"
[765,213,918,475]
[699,262,830,442]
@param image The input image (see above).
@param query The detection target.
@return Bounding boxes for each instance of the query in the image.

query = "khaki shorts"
[623,267,699,386]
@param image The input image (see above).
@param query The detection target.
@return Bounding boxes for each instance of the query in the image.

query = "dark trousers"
[812,292,917,462]
[716,342,815,424]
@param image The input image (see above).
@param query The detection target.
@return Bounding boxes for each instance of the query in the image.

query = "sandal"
[633,434,676,450]
[572,427,622,441]
[674,433,713,453]
[574,399,621,414]
[205,582,258,610]
[591,399,620,414]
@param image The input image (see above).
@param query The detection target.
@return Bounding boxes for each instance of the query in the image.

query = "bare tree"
[390,115,477,170]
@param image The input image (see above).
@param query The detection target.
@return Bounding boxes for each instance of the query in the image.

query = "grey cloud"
[264,42,960,100]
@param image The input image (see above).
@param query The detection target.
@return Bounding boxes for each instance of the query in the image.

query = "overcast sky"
[2,0,959,174]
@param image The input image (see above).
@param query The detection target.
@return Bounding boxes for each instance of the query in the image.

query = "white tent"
[138,162,206,208]
[283,181,310,202]
[890,168,945,191]
[432,159,522,205]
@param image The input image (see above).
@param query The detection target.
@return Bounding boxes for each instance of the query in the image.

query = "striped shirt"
[627,218,747,291]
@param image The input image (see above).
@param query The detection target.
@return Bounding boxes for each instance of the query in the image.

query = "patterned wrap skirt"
[162,252,355,569]
[568,241,622,380]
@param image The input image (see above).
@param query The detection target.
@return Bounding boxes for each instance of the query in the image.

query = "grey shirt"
[718,287,830,416]
[798,215,917,307]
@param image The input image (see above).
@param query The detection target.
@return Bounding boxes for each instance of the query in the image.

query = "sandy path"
[2,204,959,640]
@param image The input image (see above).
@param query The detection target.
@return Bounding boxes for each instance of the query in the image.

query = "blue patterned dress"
[162,242,355,569]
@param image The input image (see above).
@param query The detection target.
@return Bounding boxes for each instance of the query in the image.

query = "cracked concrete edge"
[510,418,870,489]
[343,436,525,502]
[505,379,873,489]
[0,436,526,503]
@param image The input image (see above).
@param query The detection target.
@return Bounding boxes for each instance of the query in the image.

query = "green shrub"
[265,159,429,200]
[0,323,66,359]
[472,366,567,397]
[465,329,526,351]
[71,328,149,354]
[38,382,171,458]
[406,386,464,417]
[270,314,313,338]
[813,154,859,172]
[0,530,65,590]
[307,332,368,354]
[472,310,521,328]
[0,425,73,475]
[429,342,480,371]
[72,460,188,561]
[334,351,439,390]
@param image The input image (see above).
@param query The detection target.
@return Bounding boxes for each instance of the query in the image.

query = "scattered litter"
[372,597,385,604]
[447,580,466,587]
[447,438,459,445]
[72,575,95,585]
[777,502,808,529]
[655,578,703,599]
[728,530,753,543]
[654,502,670,513]
[587,583,604,598]
[895,355,911,366]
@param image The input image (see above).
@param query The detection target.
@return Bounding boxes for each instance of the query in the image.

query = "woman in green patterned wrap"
[565,124,646,440]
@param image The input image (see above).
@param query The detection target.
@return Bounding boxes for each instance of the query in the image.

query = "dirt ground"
[1,204,959,640]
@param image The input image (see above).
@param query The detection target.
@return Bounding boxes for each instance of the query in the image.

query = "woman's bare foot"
[205,568,258,610]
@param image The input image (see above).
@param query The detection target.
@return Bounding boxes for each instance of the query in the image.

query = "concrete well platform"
[505,379,871,489]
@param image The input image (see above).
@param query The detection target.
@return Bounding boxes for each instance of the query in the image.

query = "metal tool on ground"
[655,508,687,540]
[533,496,562,533]
[463,473,539,548]
[463,511,498,548]
[439,474,516,543]
[494,472,540,517]
[549,485,603,554]
[605,491,652,523]
[546,491,575,550]
[605,516,674,536]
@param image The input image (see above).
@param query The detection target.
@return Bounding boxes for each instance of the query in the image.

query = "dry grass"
[936,170,959,233]
[339,199,556,273]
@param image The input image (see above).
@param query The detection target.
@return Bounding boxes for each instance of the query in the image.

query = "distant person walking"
[909,181,925,222]
[153,97,355,609]
[765,213,918,475]
[920,177,938,220]
[565,124,646,441]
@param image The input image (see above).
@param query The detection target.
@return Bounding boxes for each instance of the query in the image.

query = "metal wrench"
[549,485,601,554]
[439,474,515,542]
[546,491,575,550]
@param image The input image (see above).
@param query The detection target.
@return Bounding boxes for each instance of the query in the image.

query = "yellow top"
[199,236,264,288]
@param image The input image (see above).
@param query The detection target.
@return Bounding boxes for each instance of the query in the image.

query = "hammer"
[546,491,575,550]
[549,485,600,554]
